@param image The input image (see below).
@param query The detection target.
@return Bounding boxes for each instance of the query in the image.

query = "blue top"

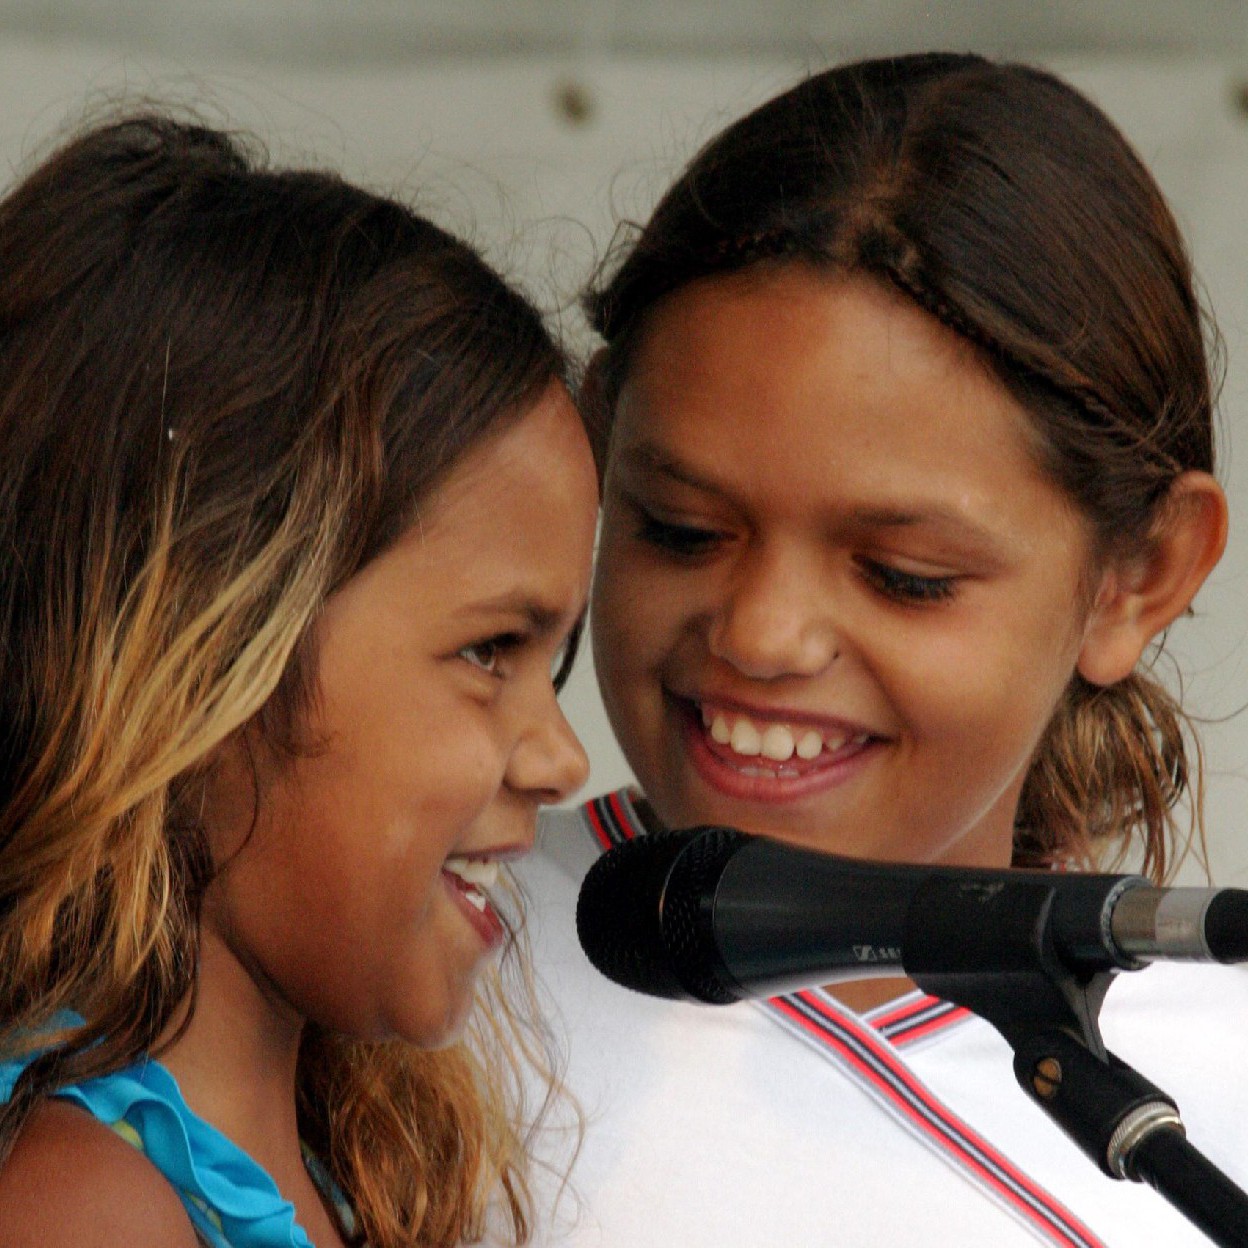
[0,1045,354,1247]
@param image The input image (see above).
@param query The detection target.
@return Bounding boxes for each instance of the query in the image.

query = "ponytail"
[1014,669,1203,883]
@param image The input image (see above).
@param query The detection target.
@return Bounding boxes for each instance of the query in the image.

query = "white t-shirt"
[516,790,1248,1247]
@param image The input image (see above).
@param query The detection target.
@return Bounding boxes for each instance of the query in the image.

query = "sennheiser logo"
[853,945,902,963]
[961,881,1006,901]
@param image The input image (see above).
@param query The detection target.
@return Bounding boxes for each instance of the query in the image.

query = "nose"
[508,687,591,805]
[707,545,839,680]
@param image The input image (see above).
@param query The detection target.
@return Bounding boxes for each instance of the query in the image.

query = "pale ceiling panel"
[0,0,1242,67]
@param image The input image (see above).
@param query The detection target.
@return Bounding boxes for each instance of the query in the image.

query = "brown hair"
[0,112,570,1244]
[586,53,1217,881]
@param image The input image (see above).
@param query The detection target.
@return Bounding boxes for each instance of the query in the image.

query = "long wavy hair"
[585,53,1219,884]
[0,112,572,1245]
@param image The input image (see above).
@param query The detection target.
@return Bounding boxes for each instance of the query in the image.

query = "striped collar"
[766,987,1104,1247]
[577,789,1104,1246]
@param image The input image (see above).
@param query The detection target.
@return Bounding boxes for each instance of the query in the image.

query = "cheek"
[591,575,693,771]
[592,529,707,672]
[894,615,1079,766]
[590,537,655,690]
[254,807,478,1037]
[368,699,503,817]
[271,736,497,934]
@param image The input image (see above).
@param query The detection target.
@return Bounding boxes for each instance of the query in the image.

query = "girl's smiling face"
[592,268,1111,869]
[202,382,598,1047]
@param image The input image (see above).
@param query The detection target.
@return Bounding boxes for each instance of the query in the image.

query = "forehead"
[326,383,597,629]
[612,268,1058,521]
[424,382,597,565]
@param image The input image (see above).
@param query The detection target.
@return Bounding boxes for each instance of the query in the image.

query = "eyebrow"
[613,441,735,501]
[842,506,999,543]
[462,592,587,638]
[614,440,1008,552]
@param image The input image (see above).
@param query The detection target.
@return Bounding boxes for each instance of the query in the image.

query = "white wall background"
[0,33,1244,881]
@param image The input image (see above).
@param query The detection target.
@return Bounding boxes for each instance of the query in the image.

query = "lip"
[695,693,874,739]
[450,842,532,864]
[674,694,881,806]
[441,869,506,949]
[439,840,530,950]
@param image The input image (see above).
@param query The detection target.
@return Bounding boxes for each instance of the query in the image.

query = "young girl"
[522,53,1248,1246]
[0,114,599,1246]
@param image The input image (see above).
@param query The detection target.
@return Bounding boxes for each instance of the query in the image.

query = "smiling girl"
[523,53,1248,1246]
[0,114,597,1247]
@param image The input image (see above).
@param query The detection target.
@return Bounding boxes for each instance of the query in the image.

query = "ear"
[577,347,612,480]
[1077,471,1228,686]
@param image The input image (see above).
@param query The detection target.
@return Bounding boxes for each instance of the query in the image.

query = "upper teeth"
[703,709,856,763]
[444,857,499,891]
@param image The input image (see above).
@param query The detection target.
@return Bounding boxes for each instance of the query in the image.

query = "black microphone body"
[576,826,1248,1005]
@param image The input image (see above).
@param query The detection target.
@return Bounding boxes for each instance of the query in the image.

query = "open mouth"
[441,856,499,913]
[696,702,871,772]
[670,695,881,805]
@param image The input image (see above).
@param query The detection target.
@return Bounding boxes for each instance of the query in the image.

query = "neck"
[156,928,306,1179]
[826,975,917,1014]
[154,925,350,1247]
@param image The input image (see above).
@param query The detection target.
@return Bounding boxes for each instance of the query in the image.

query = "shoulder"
[0,1098,200,1247]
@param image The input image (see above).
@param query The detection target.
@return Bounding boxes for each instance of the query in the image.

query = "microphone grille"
[576,831,693,999]
[576,827,747,1004]
[654,827,743,1004]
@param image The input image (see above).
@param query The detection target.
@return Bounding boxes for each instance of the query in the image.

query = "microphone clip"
[903,871,1115,1057]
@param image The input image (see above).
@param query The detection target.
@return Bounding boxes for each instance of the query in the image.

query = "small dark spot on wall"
[1232,79,1248,120]
[554,78,595,127]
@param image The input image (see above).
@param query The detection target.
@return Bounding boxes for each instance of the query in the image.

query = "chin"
[416,1005,477,1051]
[395,980,483,1050]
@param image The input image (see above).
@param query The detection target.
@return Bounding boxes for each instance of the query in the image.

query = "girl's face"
[592,268,1110,869]
[203,382,598,1047]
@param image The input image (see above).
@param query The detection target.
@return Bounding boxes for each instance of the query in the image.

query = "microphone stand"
[904,875,1248,1246]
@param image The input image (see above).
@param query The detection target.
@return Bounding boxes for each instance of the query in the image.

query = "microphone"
[575,826,1248,1005]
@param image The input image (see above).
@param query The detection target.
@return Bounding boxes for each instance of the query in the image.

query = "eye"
[859,559,957,604]
[636,512,723,558]
[458,634,522,676]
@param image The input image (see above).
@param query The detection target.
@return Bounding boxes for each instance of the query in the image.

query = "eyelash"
[633,502,957,603]
[635,513,722,558]
[459,623,583,693]
[458,633,523,676]
[859,560,957,604]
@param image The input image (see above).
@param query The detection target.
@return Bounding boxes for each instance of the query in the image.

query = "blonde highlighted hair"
[0,112,570,1244]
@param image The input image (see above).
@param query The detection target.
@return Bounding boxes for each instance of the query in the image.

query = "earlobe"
[1077,471,1228,687]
